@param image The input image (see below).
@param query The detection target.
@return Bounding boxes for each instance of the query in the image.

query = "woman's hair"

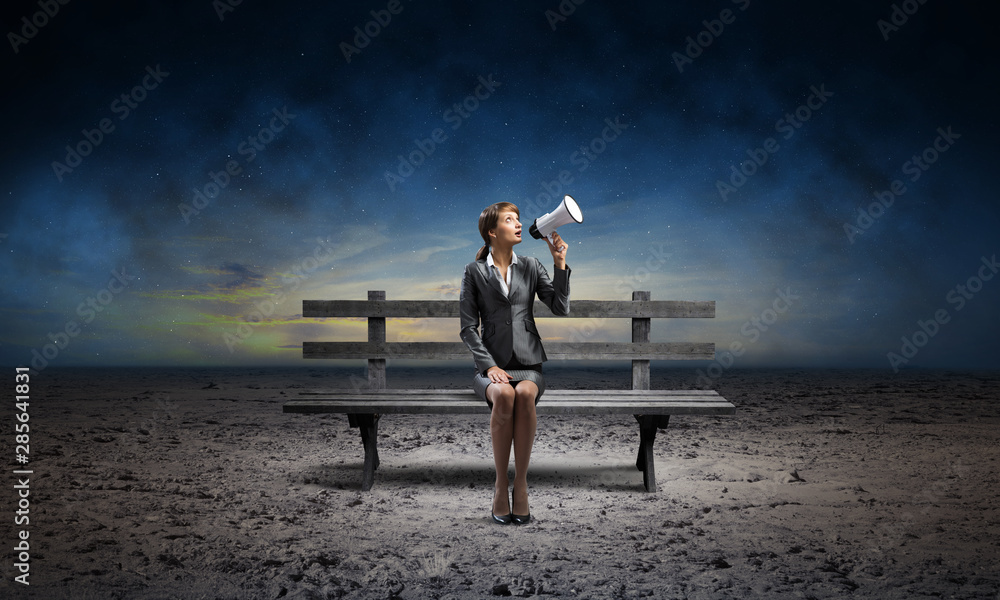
[475,202,519,261]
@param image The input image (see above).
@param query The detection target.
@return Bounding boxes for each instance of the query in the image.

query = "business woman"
[459,202,570,524]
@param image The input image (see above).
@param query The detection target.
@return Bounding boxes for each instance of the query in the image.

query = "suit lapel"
[478,260,510,304]
[507,257,523,302]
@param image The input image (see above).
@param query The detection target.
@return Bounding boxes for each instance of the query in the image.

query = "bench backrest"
[303,291,715,391]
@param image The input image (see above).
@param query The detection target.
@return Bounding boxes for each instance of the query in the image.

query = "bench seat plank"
[283,390,735,416]
[298,389,721,396]
[299,388,721,398]
[285,399,736,415]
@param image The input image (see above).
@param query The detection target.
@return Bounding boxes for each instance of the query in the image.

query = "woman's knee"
[489,383,515,414]
[514,382,539,410]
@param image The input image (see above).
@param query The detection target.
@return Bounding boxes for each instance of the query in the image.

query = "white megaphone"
[528,195,583,251]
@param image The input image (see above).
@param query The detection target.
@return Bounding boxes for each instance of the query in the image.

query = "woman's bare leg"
[511,380,538,517]
[487,382,515,516]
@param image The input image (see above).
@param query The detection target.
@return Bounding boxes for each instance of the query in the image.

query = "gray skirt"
[472,363,545,408]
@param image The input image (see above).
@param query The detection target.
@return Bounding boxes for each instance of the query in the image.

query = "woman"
[459,202,570,524]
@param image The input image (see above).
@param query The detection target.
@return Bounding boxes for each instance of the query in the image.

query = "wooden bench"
[284,290,735,492]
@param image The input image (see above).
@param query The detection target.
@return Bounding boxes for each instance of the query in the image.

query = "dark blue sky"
[2,0,998,371]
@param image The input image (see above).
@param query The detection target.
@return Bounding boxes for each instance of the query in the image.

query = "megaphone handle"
[547,232,566,252]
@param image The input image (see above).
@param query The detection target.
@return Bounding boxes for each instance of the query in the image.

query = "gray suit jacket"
[459,256,571,375]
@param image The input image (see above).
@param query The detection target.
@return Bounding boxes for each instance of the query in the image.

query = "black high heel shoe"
[511,486,530,524]
[492,511,513,525]
[492,489,512,525]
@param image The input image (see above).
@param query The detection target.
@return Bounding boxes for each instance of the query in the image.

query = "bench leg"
[347,413,381,491]
[634,415,670,492]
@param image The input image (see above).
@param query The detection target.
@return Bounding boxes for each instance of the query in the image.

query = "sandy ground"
[3,366,999,599]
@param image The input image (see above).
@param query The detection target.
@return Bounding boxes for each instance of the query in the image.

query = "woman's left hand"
[546,231,568,270]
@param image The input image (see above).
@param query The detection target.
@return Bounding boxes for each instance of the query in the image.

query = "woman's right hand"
[486,366,510,385]
[546,231,567,270]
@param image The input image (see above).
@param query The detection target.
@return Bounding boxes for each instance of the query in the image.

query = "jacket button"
[506,320,511,324]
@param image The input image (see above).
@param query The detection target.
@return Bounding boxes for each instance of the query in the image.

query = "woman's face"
[491,210,522,246]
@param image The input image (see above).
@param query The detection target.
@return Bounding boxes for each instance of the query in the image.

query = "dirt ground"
[3,367,999,599]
